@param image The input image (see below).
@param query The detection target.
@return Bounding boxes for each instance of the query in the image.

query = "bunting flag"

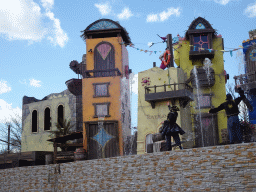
[119,41,254,56]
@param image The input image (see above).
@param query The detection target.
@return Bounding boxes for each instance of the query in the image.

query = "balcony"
[65,78,82,96]
[83,68,122,78]
[189,50,215,60]
[234,71,256,92]
[190,67,215,88]
[145,83,194,108]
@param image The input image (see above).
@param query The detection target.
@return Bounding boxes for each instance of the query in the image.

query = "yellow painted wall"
[82,36,126,155]
[137,67,193,154]
[173,37,227,144]
[21,93,72,152]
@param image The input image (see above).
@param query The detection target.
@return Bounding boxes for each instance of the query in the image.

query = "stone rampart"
[1,142,256,191]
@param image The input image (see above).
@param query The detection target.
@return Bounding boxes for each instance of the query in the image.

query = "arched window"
[57,105,64,128]
[94,42,115,77]
[32,110,38,133]
[44,107,51,131]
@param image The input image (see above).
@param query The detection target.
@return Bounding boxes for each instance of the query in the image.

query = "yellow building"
[173,17,227,146]
[80,19,132,159]
[137,67,194,154]
[137,17,227,153]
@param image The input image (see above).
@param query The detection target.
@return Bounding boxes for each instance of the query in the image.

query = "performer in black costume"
[209,86,249,144]
[160,102,185,151]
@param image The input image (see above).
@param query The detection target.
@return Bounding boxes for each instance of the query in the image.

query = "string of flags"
[120,39,256,57]
[120,42,165,55]
[188,45,241,57]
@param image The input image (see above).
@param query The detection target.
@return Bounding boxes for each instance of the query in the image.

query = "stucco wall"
[1,142,256,191]
[83,37,130,155]
[21,90,82,152]
[137,67,193,154]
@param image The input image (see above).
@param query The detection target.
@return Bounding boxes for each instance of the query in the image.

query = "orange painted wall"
[82,36,124,155]
[86,37,123,71]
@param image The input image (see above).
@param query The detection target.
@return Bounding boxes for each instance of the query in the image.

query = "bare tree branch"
[0,113,22,154]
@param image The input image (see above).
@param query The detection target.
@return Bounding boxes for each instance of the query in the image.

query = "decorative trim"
[196,23,206,29]
[88,20,119,31]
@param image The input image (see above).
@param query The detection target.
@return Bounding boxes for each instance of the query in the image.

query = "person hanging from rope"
[208,85,247,144]
[160,101,185,151]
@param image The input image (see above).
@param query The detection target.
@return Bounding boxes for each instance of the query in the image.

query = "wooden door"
[94,42,115,77]
[194,113,219,147]
[86,121,119,159]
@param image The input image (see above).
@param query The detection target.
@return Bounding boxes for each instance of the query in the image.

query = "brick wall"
[1,142,256,191]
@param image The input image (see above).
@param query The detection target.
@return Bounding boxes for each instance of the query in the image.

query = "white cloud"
[0,80,11,94]
[129,73,138,95]
[146,14,159,22]
[244,2,256,18]
[95,2,112,16]
[117,7,133,20]
[0,99,22,123]
[0,0,68,47]
[41,0,54,9]
[159,7,181,21]
[45,11,68,47]
[146,7,181,22]
[213,0,232,5]
[29,79,41,87]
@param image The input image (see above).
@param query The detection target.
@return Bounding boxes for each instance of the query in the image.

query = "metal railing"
[144,83,193,95]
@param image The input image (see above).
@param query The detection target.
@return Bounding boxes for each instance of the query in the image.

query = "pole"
[167,34,174,67]
[7,124,10,154]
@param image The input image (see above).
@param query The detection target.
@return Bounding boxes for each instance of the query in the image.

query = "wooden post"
[167,34,174,67]
[53,142,57,164]
[7,124,10,154]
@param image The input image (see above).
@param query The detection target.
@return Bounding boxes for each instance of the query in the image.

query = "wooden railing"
[145,83,193,95]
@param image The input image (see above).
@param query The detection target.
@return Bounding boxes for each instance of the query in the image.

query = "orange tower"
[81,19,132,159]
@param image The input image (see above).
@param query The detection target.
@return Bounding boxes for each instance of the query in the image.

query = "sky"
[1,0,256,133]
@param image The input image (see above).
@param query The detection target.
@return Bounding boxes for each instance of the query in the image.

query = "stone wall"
[1,142,256,191]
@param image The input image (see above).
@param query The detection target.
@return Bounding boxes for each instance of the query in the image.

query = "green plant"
[48,118,74,139]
